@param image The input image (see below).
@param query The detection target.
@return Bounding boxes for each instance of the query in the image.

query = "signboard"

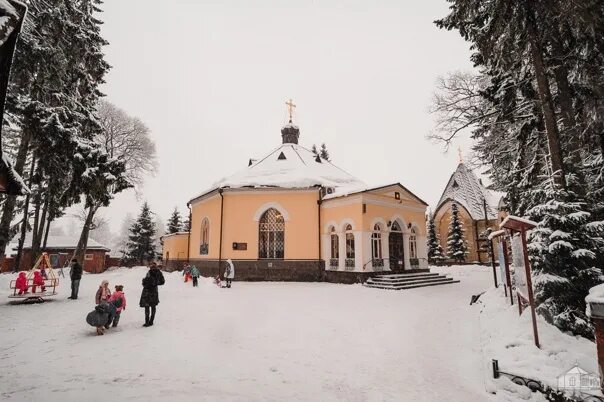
[497,240,508,287]
[511,234,528,299]
[232,242,247,251]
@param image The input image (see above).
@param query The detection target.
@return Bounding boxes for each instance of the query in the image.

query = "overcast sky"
[82,0,476,233]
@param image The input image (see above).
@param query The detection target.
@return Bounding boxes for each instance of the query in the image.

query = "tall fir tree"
[427,213,444,264]
[446,203,467,263]
[433,0,604,337]
[125,202,156,264]
[166,207,182,234]
[311,144,318,157]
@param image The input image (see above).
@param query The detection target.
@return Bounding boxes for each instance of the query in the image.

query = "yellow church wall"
[190,193,222,259]
[362,201,426,234]
[161,233,189,261]
[190,189,321,260]
[321,199,363,232]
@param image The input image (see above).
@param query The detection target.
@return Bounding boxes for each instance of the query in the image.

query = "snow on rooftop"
[191,143,366,202]
[436,163,504,220]
[15,235,110,252]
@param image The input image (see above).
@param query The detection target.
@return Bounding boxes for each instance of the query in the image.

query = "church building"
[433,159,505,263]
[162,102,430,282]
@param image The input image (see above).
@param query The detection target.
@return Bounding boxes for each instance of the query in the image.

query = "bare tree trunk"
[14,157,36,272]
[526,10,566,189]
[42,215,52,249]
[73,204,98,266]
[35,195,49,252]
[30,191,42,262]
[0,129,31,256]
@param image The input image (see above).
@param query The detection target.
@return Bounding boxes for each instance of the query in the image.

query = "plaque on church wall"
[232,242,247,250]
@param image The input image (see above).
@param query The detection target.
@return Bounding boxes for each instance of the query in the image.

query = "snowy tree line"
[0,1,156,268]
[431,1,604,338]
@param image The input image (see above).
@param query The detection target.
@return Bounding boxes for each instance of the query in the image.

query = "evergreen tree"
[433,0,604,337]
[311,144,318,157]
[320,143,330,161]
[125,202,157,264]
[166,207,182,234]
[182,216,191,232]
[446,203,467,263]
[427,213,444,264]
[527,177,603,339]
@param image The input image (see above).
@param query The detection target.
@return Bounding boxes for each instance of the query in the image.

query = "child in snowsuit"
[95,280,111,304]
[224,259,235,288]
[108,285,127,327]
[86,298,122,335]
[183,265,192,283]
[15,272,28,295]
[40,267,48,280]
[190,265,200,287]
[31,271,46,293]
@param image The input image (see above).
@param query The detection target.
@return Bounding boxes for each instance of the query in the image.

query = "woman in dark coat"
[139,262,165,327]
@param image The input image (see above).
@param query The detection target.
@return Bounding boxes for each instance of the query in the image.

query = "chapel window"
[330,226,339,259]
[200,218,210,255]
[345,224,355,259]
[371,223,382,259]
[259,208,285,259]
[410,228,418,259]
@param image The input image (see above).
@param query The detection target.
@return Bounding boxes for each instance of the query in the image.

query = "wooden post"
[501,237,513,305]
[489,237,498,288]
[520,227,540,348]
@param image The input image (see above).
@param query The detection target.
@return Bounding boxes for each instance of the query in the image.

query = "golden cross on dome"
[285,98,296,123]
[458,146,463,164]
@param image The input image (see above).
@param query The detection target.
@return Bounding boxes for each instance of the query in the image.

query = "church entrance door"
[389,223,405,272]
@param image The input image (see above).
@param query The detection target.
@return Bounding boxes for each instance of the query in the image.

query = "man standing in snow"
[224,259,235,288]
[68,258,83,300]
[190,265,200,287]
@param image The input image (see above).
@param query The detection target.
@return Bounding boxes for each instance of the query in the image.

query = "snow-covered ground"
[0,265,598,401]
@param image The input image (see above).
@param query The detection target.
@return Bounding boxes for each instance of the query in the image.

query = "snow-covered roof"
[190,140,366,203]
[17,235,110,251]
[435,163,505,220]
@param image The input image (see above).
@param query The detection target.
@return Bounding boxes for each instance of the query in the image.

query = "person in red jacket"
[108,285,127,327]
[31,270,46,293]
[15,272,28,295]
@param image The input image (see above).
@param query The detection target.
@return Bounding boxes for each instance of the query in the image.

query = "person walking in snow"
[96,280,112,305]
[190,265,200,287]
[140,262,165,327]
[108,285,127,327]
[86,297,123,335]
[224,259,235,288]
[68,258,83,300]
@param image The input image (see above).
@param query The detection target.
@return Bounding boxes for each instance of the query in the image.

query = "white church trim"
[253,202,291,222]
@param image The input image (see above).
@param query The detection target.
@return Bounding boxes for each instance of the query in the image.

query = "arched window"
[410,228,417,259]
[259,208,285,259]
[391,221,402,232]
[200,218,209,255]
[371,223,382,259]
[345,224,355,269]
[330,227,339,259]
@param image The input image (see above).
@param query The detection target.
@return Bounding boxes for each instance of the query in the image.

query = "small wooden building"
[11,235,111,273]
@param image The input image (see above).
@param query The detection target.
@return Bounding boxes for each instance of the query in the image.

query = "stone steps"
[364,272,459,290]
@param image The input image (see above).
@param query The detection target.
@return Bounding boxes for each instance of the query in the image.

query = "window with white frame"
[345,224,355,259]
[259,208,285,259]
[330,227,339,259]
[410,228,418,259]
[371,223,382,259]
[84,253,93,261]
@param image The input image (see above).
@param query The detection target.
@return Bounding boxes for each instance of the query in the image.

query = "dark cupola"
[281,98,300,144]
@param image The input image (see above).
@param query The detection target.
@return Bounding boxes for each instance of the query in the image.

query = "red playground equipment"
[9,252,59,302]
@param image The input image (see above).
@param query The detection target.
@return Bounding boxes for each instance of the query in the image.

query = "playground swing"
[9,252,60,302]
